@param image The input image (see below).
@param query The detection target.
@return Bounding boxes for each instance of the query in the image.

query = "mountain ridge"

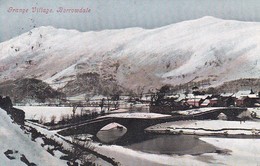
[0,16,260,95]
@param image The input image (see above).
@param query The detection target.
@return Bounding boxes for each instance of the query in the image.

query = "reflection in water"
[97,122,127,143]
[126,135,217,155]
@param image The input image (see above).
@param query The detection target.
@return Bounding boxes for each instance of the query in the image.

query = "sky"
[0,0,260,42]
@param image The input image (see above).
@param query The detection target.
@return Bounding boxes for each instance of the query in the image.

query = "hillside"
[0,16,260,96]
[0,78,63,102]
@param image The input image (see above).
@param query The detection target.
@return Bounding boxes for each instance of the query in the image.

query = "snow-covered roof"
[220,93,234,97]
[175,94,187,102]
[201,99,210,106]
[247,94,259,98]
[186,98,202,102]
[165,94,179,98]
[235,90,253,97]
[185,94,210,99]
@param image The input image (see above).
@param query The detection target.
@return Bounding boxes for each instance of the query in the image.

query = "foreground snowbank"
[200,137,260,166]
[0,108,66,166]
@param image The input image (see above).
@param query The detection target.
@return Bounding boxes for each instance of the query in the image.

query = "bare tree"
[69,135,95,165]
[72,104,78,118]
[39,116,46,124]
[50,115,56,125]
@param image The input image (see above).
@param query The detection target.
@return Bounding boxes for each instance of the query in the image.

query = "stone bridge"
[57,107,247,143]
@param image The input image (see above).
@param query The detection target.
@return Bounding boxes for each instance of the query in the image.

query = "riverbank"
[145,120,260,138]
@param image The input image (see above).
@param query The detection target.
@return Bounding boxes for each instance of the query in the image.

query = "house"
[236,95,260,107]
[236,96,245,107]
[200,99,210,107]
[183,94,212,107]
[185,98,204,107]
[209,98,218,106]
[221,96,236,107]
[234,90,260,107]
[217,93,236,107]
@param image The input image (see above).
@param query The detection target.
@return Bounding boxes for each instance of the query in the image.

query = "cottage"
[200,99,210,107]
[209,98,218,106]
[236,95,260,107]
[234,90,259,107]
[236,96,245,107]
[186,98,203,107]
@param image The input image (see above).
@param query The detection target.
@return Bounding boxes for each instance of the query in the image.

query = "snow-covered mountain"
[0,16,260,94]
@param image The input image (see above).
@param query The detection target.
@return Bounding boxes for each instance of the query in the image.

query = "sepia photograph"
[0,0,260,165]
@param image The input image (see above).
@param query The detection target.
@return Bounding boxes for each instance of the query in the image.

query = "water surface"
[126,135,218,155]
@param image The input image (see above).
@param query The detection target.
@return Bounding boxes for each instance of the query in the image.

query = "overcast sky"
[0,0,260,42]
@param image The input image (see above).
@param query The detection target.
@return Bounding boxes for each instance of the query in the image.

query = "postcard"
[0,0,260,165]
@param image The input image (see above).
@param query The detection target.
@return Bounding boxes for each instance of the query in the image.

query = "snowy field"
[14,106,160,124]
[15,106,101,123]
[176,107,226,115]
[146,120,260,136]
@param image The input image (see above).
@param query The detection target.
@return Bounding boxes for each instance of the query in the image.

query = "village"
[60,86,260,116]
[6,84,260,127]
[149,87,260,114]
